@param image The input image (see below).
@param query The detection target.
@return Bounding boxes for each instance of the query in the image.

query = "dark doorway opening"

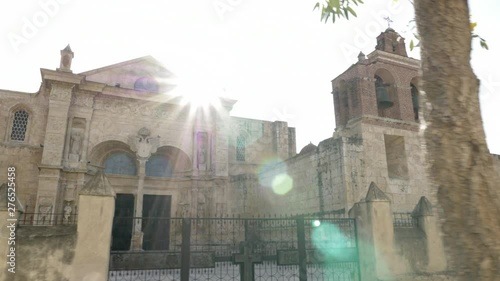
[111,193,135,251]
[142,195,171,250]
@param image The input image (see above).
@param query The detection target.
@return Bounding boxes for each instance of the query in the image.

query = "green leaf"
[313,2,320,11]
[480,39,489,50]
[410,39,415,51]
[347,6,357,17]
[332,0,340,10]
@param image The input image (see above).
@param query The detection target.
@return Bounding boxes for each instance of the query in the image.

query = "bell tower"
[331,28,419,130]
[330,28,430,212]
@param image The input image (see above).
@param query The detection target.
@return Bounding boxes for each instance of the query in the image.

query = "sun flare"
[170,70,224,111]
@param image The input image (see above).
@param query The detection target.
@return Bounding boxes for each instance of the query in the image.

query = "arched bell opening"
[374,68,396,118]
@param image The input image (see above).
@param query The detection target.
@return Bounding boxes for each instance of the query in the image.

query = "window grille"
[10,110,29,141]
[236,135,246,161]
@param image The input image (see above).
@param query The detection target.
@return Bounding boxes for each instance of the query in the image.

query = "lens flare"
[312,222,354,262]
[271,173,293,195]
[257,157,286,187]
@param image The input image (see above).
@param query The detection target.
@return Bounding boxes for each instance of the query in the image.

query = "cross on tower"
[384,16,393,28]
[233,241,263,281]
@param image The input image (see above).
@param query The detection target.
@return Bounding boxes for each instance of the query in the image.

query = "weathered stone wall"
[0,89,49,213]
[86,95,195,164]
[355,119,431,211]
[235,119,429,215]
[228,117,296,175]
[13,226,76,281]
[233,136,347,215]
[394,227,428,273]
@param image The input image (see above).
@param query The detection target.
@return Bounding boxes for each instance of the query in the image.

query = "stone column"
[349,182,404,281]
[35,82,74,224]
[131,158,147,251]
[413,196,447,272]
[213,107,230,177]
[0,183,24,278]
[71,171,115,281]
[128,127,159,251]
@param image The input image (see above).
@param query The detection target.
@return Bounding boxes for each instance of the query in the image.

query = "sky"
[1,0,499,154]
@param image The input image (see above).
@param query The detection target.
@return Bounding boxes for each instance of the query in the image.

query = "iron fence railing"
[393,212,418,228]
[108,216,360,281]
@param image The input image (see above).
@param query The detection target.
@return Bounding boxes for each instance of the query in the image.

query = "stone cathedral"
[1,28,500,281]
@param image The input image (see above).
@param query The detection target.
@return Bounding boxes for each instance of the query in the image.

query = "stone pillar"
[131,158,146,251]
[35,82,74,223]
[349,182,404,281]
[0,183,24,278]
[214,108,230,177]
[272,121,290,160]
[413,196,447,272]
[71,171,115,281]
[128,127,160,251]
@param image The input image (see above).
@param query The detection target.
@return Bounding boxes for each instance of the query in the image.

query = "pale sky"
[1,0,499,154]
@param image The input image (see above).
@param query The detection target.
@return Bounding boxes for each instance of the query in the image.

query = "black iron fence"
[393,212,418,228]
[109,216,360,281]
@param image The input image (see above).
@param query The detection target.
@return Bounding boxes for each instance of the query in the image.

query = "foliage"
[314,0,488,50]
[313,0,363,23]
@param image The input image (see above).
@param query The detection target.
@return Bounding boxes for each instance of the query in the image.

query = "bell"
[411,86,419,110]
[376,86,393,109]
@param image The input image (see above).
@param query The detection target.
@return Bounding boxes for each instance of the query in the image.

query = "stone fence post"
[413,196,447,272]
[349,182,405,281]
[71,171,115,281]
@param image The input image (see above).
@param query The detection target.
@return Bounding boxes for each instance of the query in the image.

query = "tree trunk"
[414,0,500,280]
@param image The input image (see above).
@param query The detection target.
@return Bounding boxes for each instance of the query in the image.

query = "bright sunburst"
[170,69,224,112]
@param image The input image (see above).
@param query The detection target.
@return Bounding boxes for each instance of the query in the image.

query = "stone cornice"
[41,68,85,85]
[366,50,421,70]
[344,115,420,132]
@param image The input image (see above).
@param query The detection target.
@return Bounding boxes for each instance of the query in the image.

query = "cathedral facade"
[3,28,500,281]
[0,45,297,224]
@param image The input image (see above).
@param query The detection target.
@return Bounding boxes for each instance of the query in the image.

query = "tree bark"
[414,0,500,280]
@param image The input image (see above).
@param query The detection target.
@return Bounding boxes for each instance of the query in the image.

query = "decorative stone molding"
[128,127,159,160]
[49,83,74,102]
[71,94,94,107]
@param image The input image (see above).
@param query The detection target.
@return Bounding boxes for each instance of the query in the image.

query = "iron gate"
[108,216,360,281]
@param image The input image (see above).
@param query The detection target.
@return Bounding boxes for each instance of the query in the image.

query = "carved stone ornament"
[50,84,73,101]
[71,94,94,107]
[63,201,73,223]
[128,127,160,159]
[38,196,53,224]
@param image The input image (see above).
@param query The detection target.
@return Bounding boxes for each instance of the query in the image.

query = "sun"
[170,71,223,111]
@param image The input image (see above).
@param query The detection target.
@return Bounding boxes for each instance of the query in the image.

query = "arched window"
[104,153,137,175]
[146,154,173,177]
[10,110,29,141]
[236,135,246,161]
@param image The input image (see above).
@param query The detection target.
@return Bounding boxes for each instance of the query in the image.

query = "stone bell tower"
[330,28,430,211]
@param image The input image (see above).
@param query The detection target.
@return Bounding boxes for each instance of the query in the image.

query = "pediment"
[80,56,175,94]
